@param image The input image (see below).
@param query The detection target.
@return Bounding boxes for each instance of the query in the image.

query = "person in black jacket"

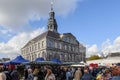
[24,69,28,80]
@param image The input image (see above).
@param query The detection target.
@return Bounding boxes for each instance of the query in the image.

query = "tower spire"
[47,0,58,33]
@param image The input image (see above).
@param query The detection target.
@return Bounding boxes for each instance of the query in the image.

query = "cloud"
[0,0,79,28]
[101,39,112,56]
[86,44,99,57]
[87,36,120,57]
[101,37,120,56]
[0,26,15,41]
[0,27,45,59]
[114,36,120,45]
[0,0,81,58]
[0,26,12,34]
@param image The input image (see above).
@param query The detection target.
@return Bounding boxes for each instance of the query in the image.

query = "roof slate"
[22,31,60,48]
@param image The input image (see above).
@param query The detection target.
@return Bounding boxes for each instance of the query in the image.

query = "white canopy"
[71,61,88,67]
[80,61,85,64]
[87,57,120,64]
[71,64,85,67]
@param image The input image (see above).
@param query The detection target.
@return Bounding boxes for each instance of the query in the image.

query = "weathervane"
[51,0,54,11]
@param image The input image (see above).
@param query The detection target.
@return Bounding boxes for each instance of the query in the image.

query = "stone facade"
[21,8,86,62]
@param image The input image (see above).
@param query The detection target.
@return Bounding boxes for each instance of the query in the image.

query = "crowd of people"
[0,64,120,80]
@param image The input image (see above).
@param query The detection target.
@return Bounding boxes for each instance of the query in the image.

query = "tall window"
[59,43,61,49]
[73,47,75,52]
[32,45,34,51]
[48,40,53,47]
[34,54,37,60]
[64,37,67,42]
[67,37,69,42]
[35,44,37,50]
[65,44,67,50]
[30,46,31,52]
[42,41,44,48]
[26,47,28,53]
[55,42,57,48]
[38,42,40,49]
[57,42,60,49]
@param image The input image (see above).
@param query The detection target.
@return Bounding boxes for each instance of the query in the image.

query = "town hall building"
[21,7,86,62]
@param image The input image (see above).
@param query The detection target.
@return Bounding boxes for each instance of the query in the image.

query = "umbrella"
[51,58,62,64]
[35,57,44,62]
[4,55,29,65]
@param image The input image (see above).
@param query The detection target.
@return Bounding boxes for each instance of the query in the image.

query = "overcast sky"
[0,0,120,59]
